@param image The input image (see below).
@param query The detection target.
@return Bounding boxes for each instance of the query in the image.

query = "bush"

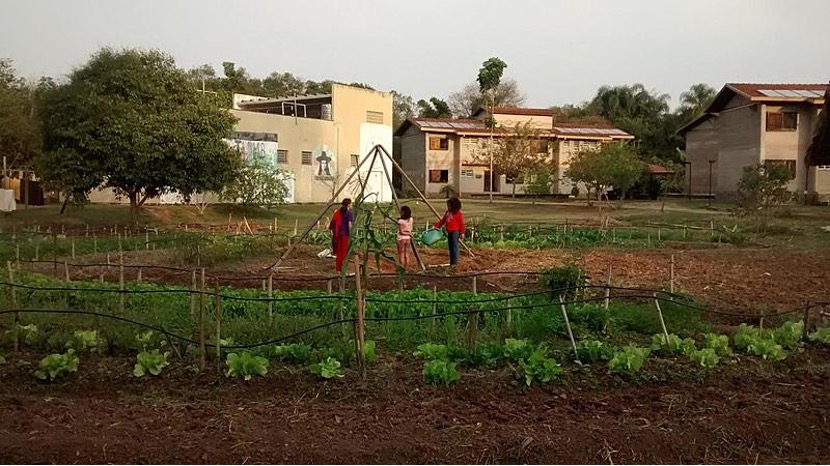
[540,266,585,300]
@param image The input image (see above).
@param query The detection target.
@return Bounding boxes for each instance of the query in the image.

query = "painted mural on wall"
[314,145,336,180]
[229,132,279,168]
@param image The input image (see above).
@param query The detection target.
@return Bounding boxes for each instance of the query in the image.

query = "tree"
[391,91,416,129]
[806,81,830,173]
[417,97,452,118]
[475,121,553,196]
[448,79,525,118]
[565,143,646,204]
[36,48,242,218]
[735,163,794,229]
[677,83,717,123]
[220,152,289,208]
[0,59,42,169]
[478,57,509,203]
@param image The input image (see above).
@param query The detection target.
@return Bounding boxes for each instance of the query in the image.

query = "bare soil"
[1,348,829,464]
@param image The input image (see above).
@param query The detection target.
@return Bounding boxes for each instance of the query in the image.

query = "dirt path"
[1,350,829,464]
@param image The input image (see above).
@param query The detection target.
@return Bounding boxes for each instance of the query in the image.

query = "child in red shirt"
[434,197,465,266]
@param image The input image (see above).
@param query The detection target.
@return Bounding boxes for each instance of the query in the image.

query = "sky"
[2,0,829,109]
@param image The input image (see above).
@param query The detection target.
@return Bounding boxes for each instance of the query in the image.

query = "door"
[483,171,499,193]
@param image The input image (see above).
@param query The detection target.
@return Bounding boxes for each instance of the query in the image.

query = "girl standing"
[434,197,465,267]
[397,206,413,269]
[329,198,353,273]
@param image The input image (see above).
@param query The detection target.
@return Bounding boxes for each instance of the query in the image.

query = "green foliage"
[464,342,503,368]
[19,324,39,345]
[747,338,786,361]
[565,142,646,201]
[477,57,508,93]
[0,59,42,169]
[270,343,314,364]
[416,97,452,118]
[413,343,450,361]
[540,266,584,300]
[517,350,562,386]
[422,359,460,386]
[690,348,720,367]
[225,352,269,380]
[36,47,241,212]
[569,303,611,333]
[608,345,650,375]
[503,338,535,361]
[808,327,830,344]
[734,324,765,351]
[0,354,6,364]
[34,350,79,381]
[133,350,170,377]
[773,321,804,350]
[650,333,696,355]
[735,163,794,229]
[576,340,615,363]
[136,330,166,351]
[220,151,290,208]
[309,357,344,379]
[363,340,377,364]
[524,166,555,196]
[65,330,99,352]
[713,224,749,245]
[702,333,732,357]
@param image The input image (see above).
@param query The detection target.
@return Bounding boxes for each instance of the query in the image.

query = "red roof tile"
[727,83,827,99]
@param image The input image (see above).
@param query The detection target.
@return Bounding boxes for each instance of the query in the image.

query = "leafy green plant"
[309,357,344,379]
[703,333,732,357]
[503,338,535,361]
[748,339,786,361]
[773,321,804,350]
[423,359,460,386]
[734,324,765,351]
[0,354,6,364]
[808,327,830,344]
[225,352,269,380]
[273,343,313,364]
[651,333,696,355]
[133,350,170,377]
[576,340,615,363]
[690,348,720,367]
[136,330,166,351]
[34,350,79,381]
[517,350,562,386]
[608,345,650,375]
[66,330,99,351]
[19,324,38,345]
[413,343,450,361]
[569,303,610,333]
[465,342,503,368]
[540,266,584,299]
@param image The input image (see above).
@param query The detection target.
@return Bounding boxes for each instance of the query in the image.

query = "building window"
[764,159,796,177]
[277,149,288,164]
[766,111,798,131]
[366,111,384,124]
[429,169,449,183]
[301,151,312,165]
[460,169,475,178]
[350,154,359,167]
[429,137,449,150]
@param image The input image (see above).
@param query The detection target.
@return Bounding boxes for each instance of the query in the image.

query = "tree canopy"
[565,142,646,202]
[0,59,44,169]
[417,97,452,118]
[36,48,242,214]
[475,121,552,196]
[448,79,525,118]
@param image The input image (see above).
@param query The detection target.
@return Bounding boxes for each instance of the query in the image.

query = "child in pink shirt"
[397,206,413,269]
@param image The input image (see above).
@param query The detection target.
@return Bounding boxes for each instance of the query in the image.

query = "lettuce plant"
[134,350,170,377]
[808,327,830,344]
[423,360,460,386]
[225,352,269,380]
[576,340,615,363]
[35,350,79,381]
[503,338,535,361]
[690,348,720,367]
[518,350,562,386]
[703,333,732,357]
[608,345,650,375]
[309,357,344,379]
[651,333,696,355]
[413,343,450,361]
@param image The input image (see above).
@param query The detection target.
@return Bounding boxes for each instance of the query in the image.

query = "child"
[434,197,464,267]
[397,206,413,269]
[328,198,353,272]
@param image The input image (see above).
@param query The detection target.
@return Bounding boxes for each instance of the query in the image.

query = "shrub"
[539,266,584,300]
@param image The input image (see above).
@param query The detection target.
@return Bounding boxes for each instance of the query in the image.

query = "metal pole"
[708,160,714,207]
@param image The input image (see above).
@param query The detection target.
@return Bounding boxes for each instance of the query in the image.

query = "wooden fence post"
[559,296,580,363]
[7,261,19,352]
[71,238,76,260]
[432,285,437,333]
[199,267,206,372]
[654,294,670,340]
[604,264,612,311]
[353,256,366,376]
[670,254,675,294]
[267,273,274,321]
[118,253,125,313]
[215,278,222,373]
[468,276,478,348]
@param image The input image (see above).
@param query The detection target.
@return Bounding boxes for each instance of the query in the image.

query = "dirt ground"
[1,348,829,464]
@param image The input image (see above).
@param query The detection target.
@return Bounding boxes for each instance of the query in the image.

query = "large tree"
[474,121,552,196]
[0,59,42,169]
[565,142,646,203]
[417,97,452,118]
[806,81,830,169]
[37,48,241,216]
[677,83,717,124]
[448,79,525,118]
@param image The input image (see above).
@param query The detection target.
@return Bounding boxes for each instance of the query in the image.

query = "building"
[396,107,633,196]
[678,83,828,199]
[88,83,394,204]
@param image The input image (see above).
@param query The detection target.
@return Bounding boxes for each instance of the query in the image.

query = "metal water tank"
[321,103,332,120]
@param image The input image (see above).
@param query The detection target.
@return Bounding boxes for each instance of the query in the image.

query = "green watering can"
[421,228,445,246]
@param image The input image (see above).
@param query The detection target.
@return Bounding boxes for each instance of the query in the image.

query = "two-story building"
[678,83,828,200]
[396,107,633,196]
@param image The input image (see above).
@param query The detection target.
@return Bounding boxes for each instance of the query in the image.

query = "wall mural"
[229,132,279,168]
[314,145,336,179]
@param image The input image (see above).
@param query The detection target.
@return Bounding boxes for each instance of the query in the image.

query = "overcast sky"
[2,0,829,108]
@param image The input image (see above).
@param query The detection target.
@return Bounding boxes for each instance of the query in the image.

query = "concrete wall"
[425,133,457,195]
[808,166,830,200]
[715,102,762,198]
[685,118,719,195]
[400,126,427,194]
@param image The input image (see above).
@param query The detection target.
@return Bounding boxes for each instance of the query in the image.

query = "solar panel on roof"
[759,90,783,97]
[793,90,815,97]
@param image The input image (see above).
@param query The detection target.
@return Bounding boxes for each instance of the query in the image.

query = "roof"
[678,82,828,134]
[648,164,675,175]
[395,117,632,140]
[552,123,633,139]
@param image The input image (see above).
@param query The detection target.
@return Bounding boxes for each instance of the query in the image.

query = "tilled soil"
[1,349,829,464]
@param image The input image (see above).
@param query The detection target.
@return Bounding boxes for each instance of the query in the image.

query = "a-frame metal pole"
[263,145,380,270]
[378,145,474,257]
[377,145,426,271]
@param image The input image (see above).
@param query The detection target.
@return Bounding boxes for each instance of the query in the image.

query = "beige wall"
[493,114,553,129]
[685,118,719,195]
[760,104,819,193]
[714,103,762,198]
[808,166,830,200]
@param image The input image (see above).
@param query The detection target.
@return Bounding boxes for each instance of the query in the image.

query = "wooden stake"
[670,254,675,294]
[293,219,298,236]
[7,261,19,352]
[353,256,366,376]
[604,264,612,311]
[468,276,478,348]
[137,267,142,283]
[267,273,274,321]
[64,260,70,283]
[145,230,149,250]
[215,278,222,372]
[190,270,197,317]
[327,279,333,294]
[559,296,580,363]
[657,226,662,241]
[71,238,75,259]
[654,294,670,340]
[118,254,125,313]
[199,267,206,372]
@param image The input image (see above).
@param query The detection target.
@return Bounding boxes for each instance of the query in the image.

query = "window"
[764,159,796,177]
[766,111,798,131]
[350,154,359,167]
[460,169,475,178]
[301,151,312,165]
[366,111,384,124]
[429,169,449,183]
[429,137,449,150]
[277,149,288,164]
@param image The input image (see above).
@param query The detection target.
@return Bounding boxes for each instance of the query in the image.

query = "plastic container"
[421,228,445,246]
